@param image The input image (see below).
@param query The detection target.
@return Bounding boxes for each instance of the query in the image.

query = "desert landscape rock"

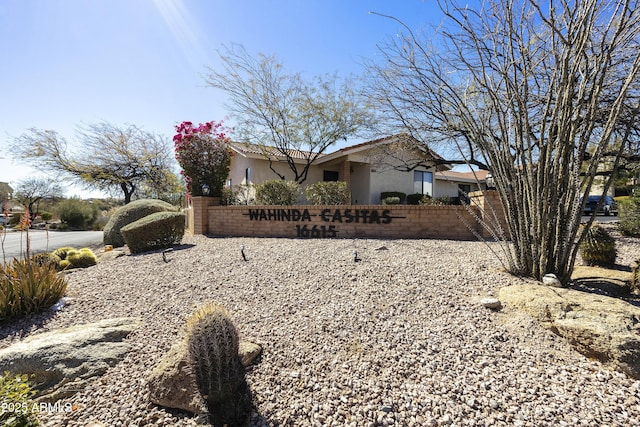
[148,339,261,414]
[0,317,141,401]
[499,284,640,378]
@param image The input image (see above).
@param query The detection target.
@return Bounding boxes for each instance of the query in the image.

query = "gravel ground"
[2,233,640,427]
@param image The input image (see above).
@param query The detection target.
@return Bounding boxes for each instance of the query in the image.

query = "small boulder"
[0,318,141,401]
[239,341,262,367]
[542,273,562,287]
[147,340,208,415]
[480,297,502,310]
[148,339,261,414]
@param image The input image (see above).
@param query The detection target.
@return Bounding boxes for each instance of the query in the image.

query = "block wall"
[205,204,482,240]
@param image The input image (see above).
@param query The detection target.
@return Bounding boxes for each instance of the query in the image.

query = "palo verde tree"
[12,122,179,204]
[367,0,640,282]
[204,44,373,184]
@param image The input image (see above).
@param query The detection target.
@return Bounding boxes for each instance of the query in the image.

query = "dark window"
[323,170,339,181]
[458,184,471,196]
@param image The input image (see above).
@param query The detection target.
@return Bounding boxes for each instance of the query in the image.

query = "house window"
[413,171,433,196]
[323,170,339,181]
[245,168,251,184]
[458,184,471,196]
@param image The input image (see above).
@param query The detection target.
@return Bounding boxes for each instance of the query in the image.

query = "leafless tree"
[204,44,373,184]
[367,0,640,282]
[12,123,178,204]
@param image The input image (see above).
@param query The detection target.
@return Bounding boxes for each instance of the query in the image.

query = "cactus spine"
[185,302,249,425]
[579,224,617,267]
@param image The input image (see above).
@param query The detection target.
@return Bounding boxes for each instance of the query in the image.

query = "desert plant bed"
[2,235,640,426]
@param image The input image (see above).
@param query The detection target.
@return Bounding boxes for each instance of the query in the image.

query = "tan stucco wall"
[369,167,436,203]
[229,155,340,188]
[434,180,460,198]
[349,163,370,205]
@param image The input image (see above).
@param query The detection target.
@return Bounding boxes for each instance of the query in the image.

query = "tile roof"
[230,142,321,160]
[436,170,489,182]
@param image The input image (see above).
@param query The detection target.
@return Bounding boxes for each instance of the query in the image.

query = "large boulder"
[0,317,141,401]
[499,284,640,378]
[103,199,176,248]
[148,339,262,414]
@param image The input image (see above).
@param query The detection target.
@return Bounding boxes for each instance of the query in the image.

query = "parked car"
[584,195,618,216]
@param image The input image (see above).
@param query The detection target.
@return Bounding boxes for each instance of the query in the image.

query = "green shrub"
[185,302,250,426]
[120,211,185,254]
[103,199,176,248]
[0,259,67,322]
[0,372,39,427]
[579,224,617,267]
[54,198,98,230]
[221,184,255,206]
[420,196,452,206]
[618,196,640,237]
[305,181,351,205]
[406,193,424,205]
[255,180,301,205]
[40,212,53,222]
[381,196,401,205]
[380,191,406,204]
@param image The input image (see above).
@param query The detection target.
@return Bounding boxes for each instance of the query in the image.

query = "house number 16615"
[295,224,337,238]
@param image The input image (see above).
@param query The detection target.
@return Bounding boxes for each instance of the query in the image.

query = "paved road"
[581,215,619,223]
[0,230,104,261]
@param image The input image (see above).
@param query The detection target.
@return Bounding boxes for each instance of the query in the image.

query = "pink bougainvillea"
[174,120,232,197]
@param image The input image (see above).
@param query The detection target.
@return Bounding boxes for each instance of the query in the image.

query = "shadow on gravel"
[570,279,640,307]
[0,309,60,342]
[127,244,196,258]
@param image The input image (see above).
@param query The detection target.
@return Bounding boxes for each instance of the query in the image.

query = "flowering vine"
[174,121,233,197]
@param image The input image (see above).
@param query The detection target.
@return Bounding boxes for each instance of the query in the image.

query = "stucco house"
[435,170,489,200]
[227,134,487,204]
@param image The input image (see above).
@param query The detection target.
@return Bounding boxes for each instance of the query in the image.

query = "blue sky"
[0,0,443,196]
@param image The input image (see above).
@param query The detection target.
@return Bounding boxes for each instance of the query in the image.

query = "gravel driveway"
[2,235,640,426]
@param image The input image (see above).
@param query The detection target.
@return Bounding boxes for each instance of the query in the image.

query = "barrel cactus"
[185,302,250,426]
[67,248,98,268]
[579,224,617,267]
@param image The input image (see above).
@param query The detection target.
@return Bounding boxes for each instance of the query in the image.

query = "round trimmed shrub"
[255,180,301,205]
[380,191,406,204]
[120,211,185,254]
[305,181,351,205]
[103,199,177,248]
